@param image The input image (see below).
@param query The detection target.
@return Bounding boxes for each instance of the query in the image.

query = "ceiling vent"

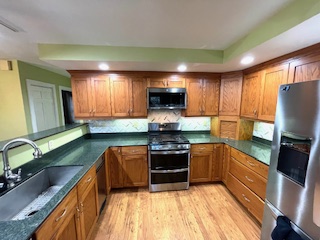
[0,16,24,32]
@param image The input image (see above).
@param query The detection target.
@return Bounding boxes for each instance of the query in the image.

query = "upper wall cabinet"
[240,71,262,119]
[186,78,220,116]
[147,76,185,88]
[288,54,320,83]
[240,64,289,122]
[258,64,289,122]
[219,73,243,116]
[71,73,147,119]
[72,75,111,118]
[110,75,147,117]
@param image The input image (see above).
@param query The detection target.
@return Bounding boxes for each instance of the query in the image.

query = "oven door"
[149,150,189,170]
[149,149,190,192]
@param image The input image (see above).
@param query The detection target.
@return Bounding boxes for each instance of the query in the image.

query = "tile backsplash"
[89,110,211,133]
[253,121,274,141]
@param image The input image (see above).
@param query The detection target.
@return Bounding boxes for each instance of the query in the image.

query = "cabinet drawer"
[231,148,268,178]
[229,157,267,199]
[191,144,214,152]
[122,146,147,155]
[227,173,264,224]
[78,166,96,196]
[35,187,78,239]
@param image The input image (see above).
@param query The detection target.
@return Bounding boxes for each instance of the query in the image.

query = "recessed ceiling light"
[99,63,109,70]
[240,56,254,65]
[177,64,187,72]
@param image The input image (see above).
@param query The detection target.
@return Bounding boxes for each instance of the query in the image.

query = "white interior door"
[27,79,59,132]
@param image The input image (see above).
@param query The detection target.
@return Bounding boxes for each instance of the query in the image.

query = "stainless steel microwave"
[147,88,187,110]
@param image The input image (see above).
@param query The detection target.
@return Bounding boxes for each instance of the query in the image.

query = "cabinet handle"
[245,175,254,182]
[242,194,251,202]
[199,147,206,150]
[253,109,257,115]
[85,176,92,183]
[118,148,121,153]
[247,161,256,167]
[55,208,67,222]
[76,207,80,218]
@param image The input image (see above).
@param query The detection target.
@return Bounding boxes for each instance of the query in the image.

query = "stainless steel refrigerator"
[261,80,320,239]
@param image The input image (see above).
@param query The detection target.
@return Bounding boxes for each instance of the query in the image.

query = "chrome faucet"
[1,138,42,186]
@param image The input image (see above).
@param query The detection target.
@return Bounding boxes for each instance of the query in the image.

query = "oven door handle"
[150,150,189,155]
[151,168,189,173]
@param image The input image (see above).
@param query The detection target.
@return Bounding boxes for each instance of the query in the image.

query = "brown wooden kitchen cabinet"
[105,151,112,195]
[240,71,262,119]
[35,166,99,240]
[148,76,185,88]
[109,146,148,188]
[212,144,223,181]
[190,144,214,183]
[35,187,81,240]
[109,147,124,188]
[219,72,243,116]
[122,146,148,187]
[77,166,99,240]
[110,76,147,117]
[226,147,269,224]
[186,78,220,116]
[258,64,289,122]
[288,54,320,83]
[190,144,223,183]
[211,116,254,140]
[222,144,231,184]
[72,75,112,118]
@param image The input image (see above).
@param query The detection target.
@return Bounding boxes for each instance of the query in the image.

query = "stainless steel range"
[148,122,190,192]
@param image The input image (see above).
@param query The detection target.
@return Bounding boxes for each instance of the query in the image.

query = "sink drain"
[26,210,38,217]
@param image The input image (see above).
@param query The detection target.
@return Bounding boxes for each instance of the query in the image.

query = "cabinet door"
[105,151,112,195]
[110,76,131,117]
[219,73,243,116]
[35,188,81,240]
[71,76,92,118]
[122,154,148,187]
[190,152,213,183]
[203,79,220,116]
[167,77,185,88]
[78,177,99,240]
[148,77,167,88]
[185,78,203,116]
[259,64,288,122]
[240,71,262,119]
[212,144,223,181]
[130,77,147,117]
[110,147,124,188]
[91,75,112,117]
[222,144,231,184]
[53,209,81,240]
[288,54,320,83]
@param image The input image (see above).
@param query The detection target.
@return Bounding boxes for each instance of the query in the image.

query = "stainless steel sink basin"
[0,165,83,221]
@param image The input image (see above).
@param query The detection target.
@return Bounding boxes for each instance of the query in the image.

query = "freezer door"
[261,201,312,240]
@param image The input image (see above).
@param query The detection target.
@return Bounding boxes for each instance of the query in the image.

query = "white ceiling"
[0,0,320,76]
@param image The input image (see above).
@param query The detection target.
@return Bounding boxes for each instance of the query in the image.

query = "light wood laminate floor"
[92,184,261,240]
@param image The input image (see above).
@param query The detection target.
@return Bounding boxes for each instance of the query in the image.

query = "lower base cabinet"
[109,146,148,188]
[190,144,223,183]
[34,166,99,240]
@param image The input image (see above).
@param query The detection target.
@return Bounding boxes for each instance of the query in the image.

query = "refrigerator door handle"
[265,200,280,220]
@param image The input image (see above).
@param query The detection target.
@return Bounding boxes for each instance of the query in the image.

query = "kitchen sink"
[0,165,83,221]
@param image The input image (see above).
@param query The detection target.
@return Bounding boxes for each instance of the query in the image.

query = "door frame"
[59,86,72,126]
[26,79,59,132]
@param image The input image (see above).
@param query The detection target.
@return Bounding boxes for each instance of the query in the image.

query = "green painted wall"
[0,125,88,175]
[17,61,71,134]
[0,60,28,140]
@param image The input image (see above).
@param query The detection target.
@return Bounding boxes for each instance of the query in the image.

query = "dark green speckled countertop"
[0,132,271,240]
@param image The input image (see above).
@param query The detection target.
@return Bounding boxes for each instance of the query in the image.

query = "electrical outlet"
[48,140,54,150]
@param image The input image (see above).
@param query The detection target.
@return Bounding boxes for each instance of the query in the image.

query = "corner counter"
[0,132,271,240]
